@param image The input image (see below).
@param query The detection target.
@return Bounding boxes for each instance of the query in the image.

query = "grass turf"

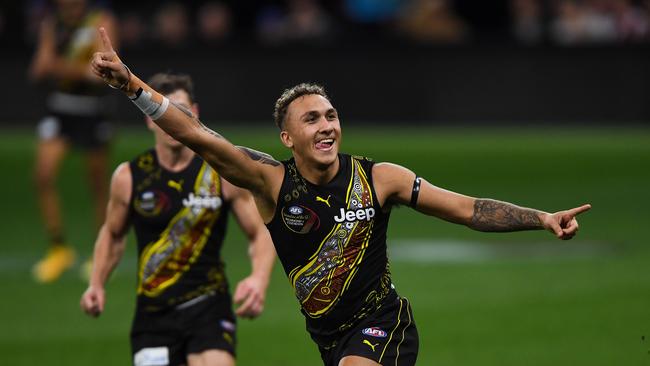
[0,125,648,365]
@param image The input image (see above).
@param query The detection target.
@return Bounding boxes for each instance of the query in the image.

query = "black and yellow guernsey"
[54,8,106,96]
[129,149,231,312]
[267,154,395,347]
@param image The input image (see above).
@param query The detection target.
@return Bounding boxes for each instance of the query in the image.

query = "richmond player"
[30,0,117,283]
[92,29,591,366]
[80,73,275,366]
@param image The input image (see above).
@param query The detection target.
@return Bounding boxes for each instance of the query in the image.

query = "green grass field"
[0,125,649,365]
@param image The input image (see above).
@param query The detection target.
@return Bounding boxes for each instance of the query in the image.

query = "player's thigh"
[187,349,234,366]
[34,138,68,182]
[338,355,380,366]
[84,147,110,189]
[84,147,109,173]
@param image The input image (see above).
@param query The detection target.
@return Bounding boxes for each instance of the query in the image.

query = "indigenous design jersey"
[53,8,106,96]
[267,154,394,346]
[129,149,230,312]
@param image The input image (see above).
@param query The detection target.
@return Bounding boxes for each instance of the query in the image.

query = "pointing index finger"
[568,204,592,217]
[98,27,114,52]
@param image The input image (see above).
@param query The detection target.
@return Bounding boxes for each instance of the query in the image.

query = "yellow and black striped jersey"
[267,154,395,347]
[129,149,231,312]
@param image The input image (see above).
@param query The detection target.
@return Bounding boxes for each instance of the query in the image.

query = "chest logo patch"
[134,190,170,217]
[282,205,320,234]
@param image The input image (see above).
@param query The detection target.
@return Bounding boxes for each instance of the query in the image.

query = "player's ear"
[191,103,199,118]
[280,130,293,148]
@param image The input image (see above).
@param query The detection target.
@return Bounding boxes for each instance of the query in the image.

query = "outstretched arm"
[90,27,282,218]
[80,163,132,317]
[373,163,591,240]
[224,180,276,319]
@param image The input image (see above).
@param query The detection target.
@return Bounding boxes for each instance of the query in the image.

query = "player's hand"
[80,285,105,318]
[91,27,129,89]
[542,204,591,240]
[233,275,268,319]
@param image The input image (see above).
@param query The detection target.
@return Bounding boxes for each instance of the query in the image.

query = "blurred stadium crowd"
[1,0,649,50]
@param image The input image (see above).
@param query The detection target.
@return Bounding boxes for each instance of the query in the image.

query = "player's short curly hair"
[273,83,330,130]
[148,72,195,103]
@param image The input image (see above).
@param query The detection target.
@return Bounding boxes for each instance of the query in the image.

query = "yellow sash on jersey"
[137,162,222,297]
[289,157,374,317]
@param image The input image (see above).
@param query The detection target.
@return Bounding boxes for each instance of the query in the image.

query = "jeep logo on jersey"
[333,207,375,223]
[182,192,222,210]
[362,327,387,338]
[282,205,320,234]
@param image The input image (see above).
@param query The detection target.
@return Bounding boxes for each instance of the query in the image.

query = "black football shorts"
[130,294,236,366]
[318,296,419,366]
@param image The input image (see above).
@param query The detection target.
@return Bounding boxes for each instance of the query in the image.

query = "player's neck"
[294,155,340,185]
[155,144,195,173]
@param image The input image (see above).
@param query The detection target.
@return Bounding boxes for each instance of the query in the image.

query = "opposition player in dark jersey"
[30,0,117,283]
[80,73,275,366]
[92,29,591,366]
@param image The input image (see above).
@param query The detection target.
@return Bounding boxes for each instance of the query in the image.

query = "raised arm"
[223,179,276,319]
[80,162,132,317]
[90,27,282,217]
[373,163,591,240]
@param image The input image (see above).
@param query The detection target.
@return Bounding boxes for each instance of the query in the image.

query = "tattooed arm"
[469,199,544,232]
[89,28,283,218]
[373,163,591,240]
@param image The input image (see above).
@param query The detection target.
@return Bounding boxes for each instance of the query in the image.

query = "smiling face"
[147,89,198,150]
[280,94,341,169]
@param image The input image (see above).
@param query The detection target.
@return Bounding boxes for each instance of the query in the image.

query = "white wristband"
[151,96,169,120]
[131,88,169,120]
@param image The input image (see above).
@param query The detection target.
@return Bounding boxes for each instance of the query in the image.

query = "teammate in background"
[80,73,276,366]
[30,0,117,283]
[92,29,591,366]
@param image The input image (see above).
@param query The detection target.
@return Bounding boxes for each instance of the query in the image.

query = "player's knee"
[34,168,57,190]
[87,172,105,192]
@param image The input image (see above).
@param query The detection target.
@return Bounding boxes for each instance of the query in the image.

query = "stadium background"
[0,1,649,365]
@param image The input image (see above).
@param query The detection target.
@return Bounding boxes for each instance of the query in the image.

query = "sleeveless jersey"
[129,149,231,312]
[267,154,395,346]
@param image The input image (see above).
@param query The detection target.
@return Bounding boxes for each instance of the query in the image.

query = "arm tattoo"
[169,102,277,167]
[171,101,194,118]
[170,101,225,140]
[470,199,543,232]
[236,146,281,167]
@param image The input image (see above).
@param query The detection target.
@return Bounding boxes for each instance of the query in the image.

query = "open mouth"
[315,138,335,151]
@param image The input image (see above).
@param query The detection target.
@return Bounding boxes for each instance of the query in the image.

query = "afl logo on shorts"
[362,327,387,338]
[220,320,236,332]
[134,190,170,216]
[282,205,320,234]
